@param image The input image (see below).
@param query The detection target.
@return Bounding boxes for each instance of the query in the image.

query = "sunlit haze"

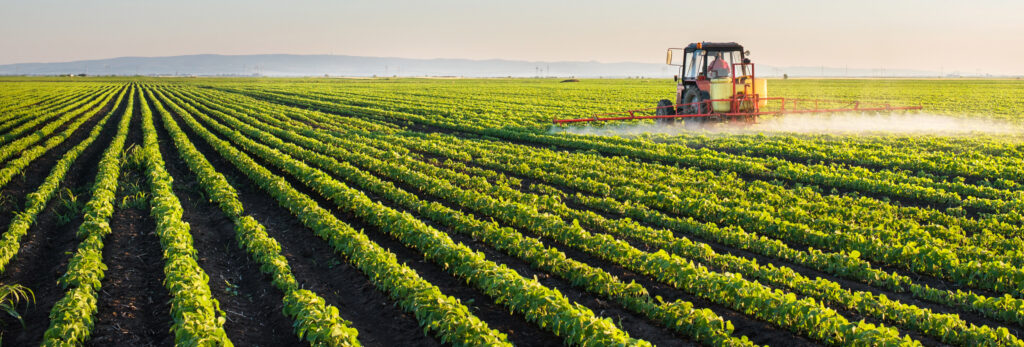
[1,0,1022,75]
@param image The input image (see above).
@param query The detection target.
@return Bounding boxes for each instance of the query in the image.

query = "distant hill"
[0,54,944,78]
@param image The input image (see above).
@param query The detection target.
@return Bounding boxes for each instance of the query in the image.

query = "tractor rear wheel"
[655,99,675,124]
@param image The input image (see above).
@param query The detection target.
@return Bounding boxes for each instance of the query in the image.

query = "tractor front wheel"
[682,87,710,129]
[656,99,675,124]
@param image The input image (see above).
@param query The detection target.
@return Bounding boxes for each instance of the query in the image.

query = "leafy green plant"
[13,77,1024,346]
[119,191,149,210]
[55,188,84,226]
[120,144,147,171]
[223,280,239,297]
[0,192,14,213]
[0,87,125,275]
[0,283,35,328]
[181,81,1024,345]
[153,86,506,347]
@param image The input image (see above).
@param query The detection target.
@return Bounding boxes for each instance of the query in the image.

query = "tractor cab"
[660,41,765,126]
[670,42,747,84]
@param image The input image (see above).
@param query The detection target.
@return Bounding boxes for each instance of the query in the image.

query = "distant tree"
[783,74,788,80]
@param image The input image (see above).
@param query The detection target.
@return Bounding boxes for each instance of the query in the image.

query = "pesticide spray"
[551,113,1024,137]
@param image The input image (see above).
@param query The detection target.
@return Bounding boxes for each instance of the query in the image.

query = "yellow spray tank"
[738,77,768,110]
[711,76,768,113]
[709,77,733,112]
[752,78,767,107]
[745,78,767,107]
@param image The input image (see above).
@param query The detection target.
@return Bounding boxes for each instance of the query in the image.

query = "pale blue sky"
[1,0,1022,74]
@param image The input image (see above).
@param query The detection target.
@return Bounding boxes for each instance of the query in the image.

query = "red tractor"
[552,41,921,127]
[660,42,763,128]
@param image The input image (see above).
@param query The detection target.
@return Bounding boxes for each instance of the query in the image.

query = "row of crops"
[0,77,1022,346]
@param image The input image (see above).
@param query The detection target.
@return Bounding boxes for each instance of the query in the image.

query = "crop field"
[1,77,1024,346]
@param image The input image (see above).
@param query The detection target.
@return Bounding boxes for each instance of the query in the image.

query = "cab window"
[684,50,705,79]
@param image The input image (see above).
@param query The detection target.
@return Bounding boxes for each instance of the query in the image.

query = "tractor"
[660,42,764,128]
[552,41,921,127]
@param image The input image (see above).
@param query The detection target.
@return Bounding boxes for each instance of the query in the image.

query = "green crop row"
[222,85,1023,213]
[159,87,650,346]
[149,88,513,346]
[42,84,135,345]
[138,86,233,346]
[0,85,116,154]
[395,142,1018,345]
[147,87,362,346]
[180,86,918,346]
[0,85,108,134]
[384,129,1024,327]
[169,86,754,346]
[0,86,126,274]
[223,86,1024,299]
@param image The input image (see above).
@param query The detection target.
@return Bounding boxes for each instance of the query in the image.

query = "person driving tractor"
[709,53,730,78]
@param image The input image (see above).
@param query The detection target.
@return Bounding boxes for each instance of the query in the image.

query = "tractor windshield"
[711,52,740,78]
[684,50,704,79]
[685,50,743,80]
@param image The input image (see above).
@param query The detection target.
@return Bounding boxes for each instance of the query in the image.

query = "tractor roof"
[684,42,744,53]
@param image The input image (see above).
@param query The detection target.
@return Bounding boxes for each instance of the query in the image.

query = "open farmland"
[1,77,1024,346]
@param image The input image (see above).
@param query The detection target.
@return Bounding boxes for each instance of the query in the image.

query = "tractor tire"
[682,86,711,115]
[682,86,710,129]
[655,99,675,124]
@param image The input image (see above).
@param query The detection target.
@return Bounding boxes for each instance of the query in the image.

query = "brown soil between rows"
[269,91,988,219]
[0,88,119,230]
[240,149,564,346]
[0,89,99,137]
[0,89,113,164]
[88,197,173,347]
[154,93,443,346]
[207,89,823,346]
[169,97,566,345]
[149,91,302,346]
[326,135,816,347]
[419,142,1022,340]
[177,86,703,345]
[0,89,122,346]
[89,90,173,346]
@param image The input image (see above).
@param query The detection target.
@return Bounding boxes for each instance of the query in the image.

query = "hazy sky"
[2,0,1022,74]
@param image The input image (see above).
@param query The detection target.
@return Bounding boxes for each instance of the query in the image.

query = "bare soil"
[433,147,1022,339]
[179,85,694,344]
[150,93,303,347]
[89,92,173,347]
[0,90,122,346]
[155,94,444,346]
[348,144,817,347]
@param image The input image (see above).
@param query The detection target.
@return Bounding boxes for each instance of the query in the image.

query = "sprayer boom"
[552,97,923,125]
